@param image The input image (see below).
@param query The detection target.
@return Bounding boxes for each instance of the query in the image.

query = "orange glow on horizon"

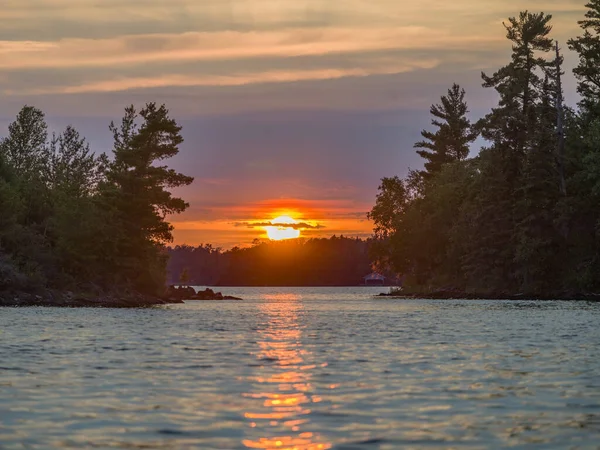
[170,197,373,248]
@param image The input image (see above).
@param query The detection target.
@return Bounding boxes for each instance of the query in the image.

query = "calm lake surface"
[2,287,600,449]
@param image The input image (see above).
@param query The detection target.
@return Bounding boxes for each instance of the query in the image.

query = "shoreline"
[0,290,183,308]
[0,287,242,308]
[376,290,600,301]
[6,286,600,307]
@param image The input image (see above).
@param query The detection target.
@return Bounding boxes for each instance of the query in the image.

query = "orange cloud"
[13,62,440,95]
[0,27,500,72]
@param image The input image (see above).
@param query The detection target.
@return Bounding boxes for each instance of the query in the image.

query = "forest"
[166,236,376,286]
[0,103,193,300]
[369,2,600,296]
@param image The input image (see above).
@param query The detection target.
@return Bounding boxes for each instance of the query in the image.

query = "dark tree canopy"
[370,6,600,296]
[568,1,600,113]
[0,103,193,298]
[166,236,376,287]
[0,106,48,178]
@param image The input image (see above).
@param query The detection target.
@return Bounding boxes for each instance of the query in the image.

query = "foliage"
[568,0,600,115]
[0,103,192,296]
[0,106,49,178]
[99,103,194,294]
[370,5,600,296]
[414,83,478,179]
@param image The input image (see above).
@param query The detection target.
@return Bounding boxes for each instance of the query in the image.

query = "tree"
[0,106,56,285]
[0,152,21,242]
[100,103,194,294]
[179,267,190,286]
[568,0,600,115]
[368,176,409,240]
[513,74,564,292]
[48,126,107,197]
[0,106,48,178]
[465,11,555,292]
[480,11,554,156]
[368,11,572,295]
[367,176,412,272]
[415,84,477,179]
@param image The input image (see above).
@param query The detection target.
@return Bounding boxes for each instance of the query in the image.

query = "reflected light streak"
[242,294,331,450]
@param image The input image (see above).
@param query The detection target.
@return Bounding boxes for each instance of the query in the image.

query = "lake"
[1,287,600,449]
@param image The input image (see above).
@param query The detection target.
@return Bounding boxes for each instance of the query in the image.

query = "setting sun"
[265,216,301,241]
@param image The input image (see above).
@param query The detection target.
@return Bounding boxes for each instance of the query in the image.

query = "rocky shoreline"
[0,286,242,308]
[377,289,600,301]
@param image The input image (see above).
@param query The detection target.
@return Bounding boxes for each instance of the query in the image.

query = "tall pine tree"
[460,11,555,292]
[100,103,194,294]
[415,83,477,179]
[568,0,600,116]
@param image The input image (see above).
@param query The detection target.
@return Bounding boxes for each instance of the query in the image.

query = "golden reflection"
[242,294,331,450]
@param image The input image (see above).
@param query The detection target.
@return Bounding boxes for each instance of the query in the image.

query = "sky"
[0,0,588,248]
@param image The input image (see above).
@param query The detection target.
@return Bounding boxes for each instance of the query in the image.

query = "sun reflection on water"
[242,293,331,450]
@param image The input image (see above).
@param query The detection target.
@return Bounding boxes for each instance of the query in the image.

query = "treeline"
[0,103,192,297]
[370,3,600,296]
[167,236,376,286]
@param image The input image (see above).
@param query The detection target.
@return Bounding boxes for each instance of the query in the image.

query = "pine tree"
[568,0,600,115]
[514,75,563,292]
[100,103,194,294]
[460,11,555,292]
[480,11,554,160]
[48,126,107,197]
[414,84,477,179]
[0,106,48,178]
[564,2,600,289]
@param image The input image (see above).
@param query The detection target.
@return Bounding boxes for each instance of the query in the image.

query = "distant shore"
[377,289,600,301]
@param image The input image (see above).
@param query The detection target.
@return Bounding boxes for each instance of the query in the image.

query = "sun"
[265,215,301,241]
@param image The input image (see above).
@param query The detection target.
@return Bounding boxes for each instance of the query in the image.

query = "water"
[1,287,600,449]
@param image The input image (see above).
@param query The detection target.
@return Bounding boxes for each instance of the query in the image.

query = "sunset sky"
[0,0,587,248]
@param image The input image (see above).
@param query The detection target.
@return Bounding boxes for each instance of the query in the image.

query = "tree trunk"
[555,41,567,197]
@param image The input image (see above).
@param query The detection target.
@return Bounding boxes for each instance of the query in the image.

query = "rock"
[186,288,242,301]
[164,285,196,300]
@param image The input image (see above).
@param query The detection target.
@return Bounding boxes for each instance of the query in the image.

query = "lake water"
[1,287,600,449]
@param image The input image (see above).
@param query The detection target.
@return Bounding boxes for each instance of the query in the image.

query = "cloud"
[234,221,325,230]
[8,60,440,95]
[0,0,586,111]
[0,1,585,42]
[0,26,494,71]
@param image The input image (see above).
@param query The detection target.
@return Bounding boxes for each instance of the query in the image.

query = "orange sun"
[265,215,301,241]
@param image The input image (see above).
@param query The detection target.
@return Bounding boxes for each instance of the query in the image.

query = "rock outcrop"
[164,286,242,301]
